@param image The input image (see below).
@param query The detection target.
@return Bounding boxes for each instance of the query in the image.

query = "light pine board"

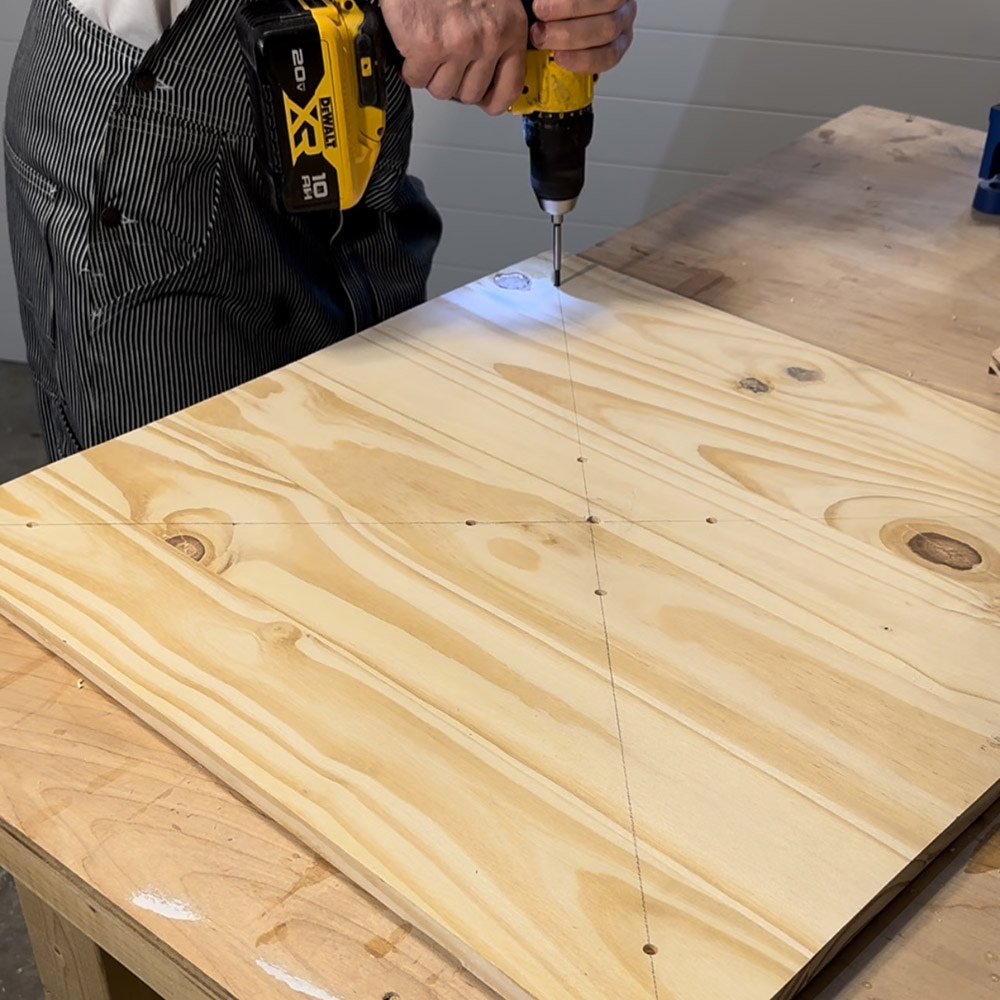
[0,257,997,1000]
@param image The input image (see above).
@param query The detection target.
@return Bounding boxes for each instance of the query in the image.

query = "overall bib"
[5,0,442,458]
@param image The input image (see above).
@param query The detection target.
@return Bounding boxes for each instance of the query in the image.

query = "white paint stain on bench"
[256,959,343,1000]
[131,889,201,922]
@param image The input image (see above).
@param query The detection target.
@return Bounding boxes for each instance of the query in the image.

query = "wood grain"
[583,105,1000,415]
[0,617,493,1000]
[3,621,998,1000]
[802,798,1000,1000]
[0,256,997,1000]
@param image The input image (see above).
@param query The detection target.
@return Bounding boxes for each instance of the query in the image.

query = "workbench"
[1,105,998,1000]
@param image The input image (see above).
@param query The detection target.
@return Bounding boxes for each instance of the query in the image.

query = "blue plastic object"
[973,104,1000,215]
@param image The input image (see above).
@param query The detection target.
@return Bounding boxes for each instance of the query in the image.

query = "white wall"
[1,1,998,359]
[415,0,1000,298]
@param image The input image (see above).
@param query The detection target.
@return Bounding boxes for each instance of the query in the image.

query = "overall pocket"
[86,116,225,321]
[3,135,59,384]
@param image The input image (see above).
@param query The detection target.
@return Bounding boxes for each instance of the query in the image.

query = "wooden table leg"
[16,882,162,1000]
[16,881,114,1000]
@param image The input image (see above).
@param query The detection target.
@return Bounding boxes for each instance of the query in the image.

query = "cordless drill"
[510,0,596,287]
[236,0,596,287]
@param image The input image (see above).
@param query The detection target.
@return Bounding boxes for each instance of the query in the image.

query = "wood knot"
[877,518,994,582]
[907,532,982,571]
[165,534,206,562]
[738,377,771,394]
[786,366,823,382]
[260,622,302,644]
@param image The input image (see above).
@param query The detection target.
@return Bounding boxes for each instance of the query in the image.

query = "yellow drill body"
[508,34,597,286]
[509,50,595,116]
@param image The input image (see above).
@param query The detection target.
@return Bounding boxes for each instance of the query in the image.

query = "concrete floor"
[0,360,47,1000]
[0,361,46,483]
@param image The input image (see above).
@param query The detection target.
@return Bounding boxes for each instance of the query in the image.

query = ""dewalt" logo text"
[319,96,337,149]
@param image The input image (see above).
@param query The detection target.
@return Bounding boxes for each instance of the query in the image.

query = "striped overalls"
[5,0,441,458]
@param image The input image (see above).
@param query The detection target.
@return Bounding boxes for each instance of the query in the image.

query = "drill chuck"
[523,106,594,217]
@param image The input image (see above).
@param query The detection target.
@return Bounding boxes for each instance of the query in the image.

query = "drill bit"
[551,213,564,287]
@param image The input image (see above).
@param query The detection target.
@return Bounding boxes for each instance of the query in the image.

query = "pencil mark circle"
[494,271,532,292]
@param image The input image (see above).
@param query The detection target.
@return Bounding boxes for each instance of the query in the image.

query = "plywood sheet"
[0,256,997,1000]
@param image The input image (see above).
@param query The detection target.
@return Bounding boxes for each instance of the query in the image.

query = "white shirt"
[69,0,193,50]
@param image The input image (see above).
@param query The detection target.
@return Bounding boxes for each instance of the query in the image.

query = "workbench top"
[584,104,1000,416]
[1,105,998,1000]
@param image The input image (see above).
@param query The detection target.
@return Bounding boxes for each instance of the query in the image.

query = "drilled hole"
[643,943,658,956]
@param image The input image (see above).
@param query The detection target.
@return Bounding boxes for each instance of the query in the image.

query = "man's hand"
[379,0,528,116]
[530,0,637,74]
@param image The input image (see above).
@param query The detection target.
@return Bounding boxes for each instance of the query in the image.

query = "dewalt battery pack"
[236,0,387,215]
